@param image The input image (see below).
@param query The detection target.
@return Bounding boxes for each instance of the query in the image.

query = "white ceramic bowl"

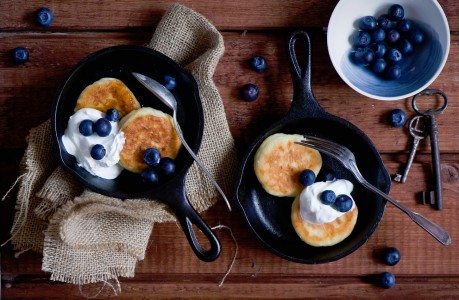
[327,0,450,100]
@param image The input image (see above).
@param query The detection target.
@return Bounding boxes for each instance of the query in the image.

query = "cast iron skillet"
[234,31,391,264]
[51,45,220,262]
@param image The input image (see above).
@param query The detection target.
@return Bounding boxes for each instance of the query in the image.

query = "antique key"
[394,115,428,183]
[412,89,448,210]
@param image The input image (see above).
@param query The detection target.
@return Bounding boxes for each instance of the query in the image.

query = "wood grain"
[0,0,457,31]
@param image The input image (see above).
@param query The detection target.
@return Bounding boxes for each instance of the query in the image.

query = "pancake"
[291,195,358,247]
[254,133,322,197]
[75,77,141,117]
[119,107,181,173]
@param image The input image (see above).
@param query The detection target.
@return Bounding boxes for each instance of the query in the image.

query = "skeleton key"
[394,115,428,183]
[412,89,448,210]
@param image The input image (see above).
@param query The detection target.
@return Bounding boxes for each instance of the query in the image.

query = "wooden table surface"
[2,1,459,299]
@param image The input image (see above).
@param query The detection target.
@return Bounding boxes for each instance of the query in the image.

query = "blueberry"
[386,48,403,64]
[359,16,377,31]
[372,28,385,43]
[333,194,353,212]
[94,118,112,137]
[379,272,396,289]
[90,144,106,160]
[388,4,404,21]
[36,7,54,27]
[353,31,371,47]
[370,43,387,58]
[377,15,393,30]
[372,58,387,74]
[299,169,316,186]
[157,157,176,178]
[105,108,120,122]
[163,75,177,90]
[408,28,425,45]
[319,169,336,182]
[383,247,401,266]
[397,19,413,33]
[320,190,336,205]
[351,47,375,66]
[79,119,94,136]
[389,109,407,127]
[12,47,29,64]
[385,65,402,80]
[143,148,161,167]
[241,83,259,101]
[399,39,414,56]
[385,29,401,44]
[250,56,267,72]
[141,168,159,184]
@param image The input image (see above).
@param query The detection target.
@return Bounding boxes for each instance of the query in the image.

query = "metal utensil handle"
[359,177,451,246]
[173,112,232,211]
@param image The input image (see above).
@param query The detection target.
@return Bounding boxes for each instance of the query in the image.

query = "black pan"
[51,45,220,262]
[234,31,391,264]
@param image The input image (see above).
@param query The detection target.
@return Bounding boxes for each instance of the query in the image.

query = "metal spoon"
[132,72,232,211]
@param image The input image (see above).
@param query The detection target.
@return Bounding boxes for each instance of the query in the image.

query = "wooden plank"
[3,275,459,299]
[1,31,458,153]
[0,0,456,31]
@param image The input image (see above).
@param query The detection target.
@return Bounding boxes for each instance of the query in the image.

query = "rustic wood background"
[1,1,459,298]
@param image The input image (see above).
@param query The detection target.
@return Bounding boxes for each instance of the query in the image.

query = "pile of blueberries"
[299,169,353,213]
[79,109,120,160]
[350,4,425,80]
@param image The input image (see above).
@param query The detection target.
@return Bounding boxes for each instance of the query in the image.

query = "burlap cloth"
[7,3,237,285]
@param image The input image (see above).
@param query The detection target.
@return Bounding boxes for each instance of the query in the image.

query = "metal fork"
[295,135,451,246]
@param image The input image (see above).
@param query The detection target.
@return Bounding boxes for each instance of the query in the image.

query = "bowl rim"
[327,0,450,101]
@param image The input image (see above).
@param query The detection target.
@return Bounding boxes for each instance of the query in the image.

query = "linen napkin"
[7,3,237,285]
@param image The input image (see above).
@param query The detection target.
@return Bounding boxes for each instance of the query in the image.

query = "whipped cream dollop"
[62,108,125,179]
[299,179,355,224]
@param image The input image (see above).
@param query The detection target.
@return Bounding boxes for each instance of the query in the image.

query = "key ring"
[412,89,448,116]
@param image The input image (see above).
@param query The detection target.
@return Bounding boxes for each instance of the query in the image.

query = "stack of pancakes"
[74,77,181,174]
[253,133,357,247]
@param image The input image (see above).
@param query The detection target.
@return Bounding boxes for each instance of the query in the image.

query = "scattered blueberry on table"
[79,119,94,136]
[384,247,401,266]
[349,4,426,80]
[389,108,407,127]
[105,108,120,122]
[143,148,161,167]
[320,190,336,205]
[241,83,259,101]
[90,144,106,160]
[12,47,29,64]
[163,75,177,90]
[36,7,54,27]
[94,118,112,137]
[332,194,353,212]
[379,272,396,289]
[299,169,316,186]
[250,56,267,72]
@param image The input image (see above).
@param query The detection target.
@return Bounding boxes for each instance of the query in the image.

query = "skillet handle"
[287,30,327,118]
[166,183,221,262]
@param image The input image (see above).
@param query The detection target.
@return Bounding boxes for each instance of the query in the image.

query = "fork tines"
[294,135,342,158]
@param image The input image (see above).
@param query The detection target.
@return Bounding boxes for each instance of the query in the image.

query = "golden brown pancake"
[119,107,181,173]
[254,133,322,197]
[291,196,358,247]
[75,77,141,117]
